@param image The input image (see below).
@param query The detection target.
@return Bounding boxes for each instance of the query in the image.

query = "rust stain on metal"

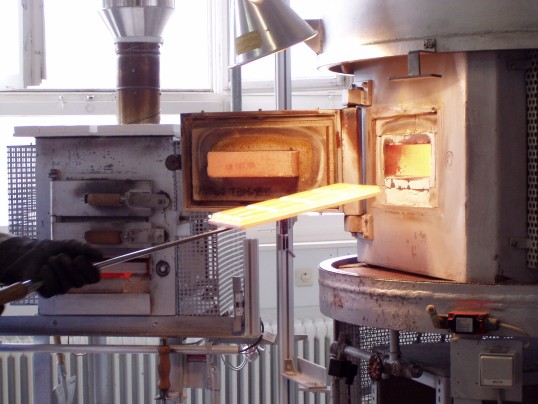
[332,292,344,308]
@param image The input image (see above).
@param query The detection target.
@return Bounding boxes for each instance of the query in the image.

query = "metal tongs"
[0,227,229,309]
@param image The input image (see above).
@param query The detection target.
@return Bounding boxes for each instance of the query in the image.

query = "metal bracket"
[232,276,244,335]
[343,80,372,107]
[282,357,330,392]
[389,50,442,81]
[305,19,323,55]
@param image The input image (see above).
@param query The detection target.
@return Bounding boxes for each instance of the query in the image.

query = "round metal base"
[319,255,538,336]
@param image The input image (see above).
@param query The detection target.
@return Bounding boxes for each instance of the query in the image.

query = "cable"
[181,338,205,346]
[239,319,265,353]
[499,323,531,348]
[239,334,264,353]
[222,319,266,370]
[221,354,248,371]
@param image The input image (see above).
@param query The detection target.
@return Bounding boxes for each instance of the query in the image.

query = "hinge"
[344,214,374,240]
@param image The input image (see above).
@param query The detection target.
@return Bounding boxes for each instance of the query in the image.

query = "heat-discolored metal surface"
[181,110,349,210]
[319,256,538,336]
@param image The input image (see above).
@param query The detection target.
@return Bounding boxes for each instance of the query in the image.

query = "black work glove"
[0,238,102,298]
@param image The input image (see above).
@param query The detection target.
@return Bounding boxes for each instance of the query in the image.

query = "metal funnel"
[99,0,175,44]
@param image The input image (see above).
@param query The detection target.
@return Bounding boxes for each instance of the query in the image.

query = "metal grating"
[7,145,37,239]
[177,212,245,316]
[528,50,538,268]
[6,145,39,306]
[334,321,449,404]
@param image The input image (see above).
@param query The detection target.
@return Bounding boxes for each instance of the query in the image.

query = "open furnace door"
[181,109,363,213]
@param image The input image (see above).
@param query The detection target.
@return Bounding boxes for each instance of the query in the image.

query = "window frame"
[0,0,351,119]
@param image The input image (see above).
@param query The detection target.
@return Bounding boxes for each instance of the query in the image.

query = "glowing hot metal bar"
[208,183,381,229]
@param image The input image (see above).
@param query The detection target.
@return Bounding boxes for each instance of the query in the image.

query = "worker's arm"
[0,234,102,300]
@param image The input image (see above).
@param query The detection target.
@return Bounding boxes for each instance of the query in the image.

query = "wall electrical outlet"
[295,268,314,287]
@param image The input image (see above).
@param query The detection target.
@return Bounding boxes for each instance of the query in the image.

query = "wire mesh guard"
[334,321,449,404]
[6,145,38,305]
[7,145,36,239]
[177,214,245,317]
[528,50,538,268]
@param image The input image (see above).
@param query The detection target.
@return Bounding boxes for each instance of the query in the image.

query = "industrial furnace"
[315,0,538,403]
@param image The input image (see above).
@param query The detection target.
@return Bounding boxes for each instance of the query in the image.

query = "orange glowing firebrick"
[384,143,431,178]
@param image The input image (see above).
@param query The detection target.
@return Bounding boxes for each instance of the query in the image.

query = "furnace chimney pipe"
[99,0,174,124]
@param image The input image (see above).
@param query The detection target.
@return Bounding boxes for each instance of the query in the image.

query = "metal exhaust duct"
[99,0,175,124]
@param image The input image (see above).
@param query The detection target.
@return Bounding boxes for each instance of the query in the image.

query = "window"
[0,1,21,89]
[0,0,349,228]
[41,0,211,90]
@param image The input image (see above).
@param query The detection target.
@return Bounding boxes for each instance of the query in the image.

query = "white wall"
[246,214,357,321]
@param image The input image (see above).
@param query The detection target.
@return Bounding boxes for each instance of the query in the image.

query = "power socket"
[295,268,314,287]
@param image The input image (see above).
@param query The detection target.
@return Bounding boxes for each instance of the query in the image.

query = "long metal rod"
[275,13,294,401]
[275,49,292,110]
[0,343,240,355]
[96,227,229,269]
[244,238,260,336]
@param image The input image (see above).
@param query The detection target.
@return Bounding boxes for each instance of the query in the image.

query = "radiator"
[0,318,333,404]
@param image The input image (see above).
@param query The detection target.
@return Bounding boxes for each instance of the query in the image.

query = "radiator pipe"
[90,336,112,404]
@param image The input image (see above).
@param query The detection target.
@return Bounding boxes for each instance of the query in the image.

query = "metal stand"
[275,21,294,402]
[276,218,296,404]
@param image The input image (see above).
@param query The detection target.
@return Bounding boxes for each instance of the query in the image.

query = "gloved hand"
[0,238,102,298]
